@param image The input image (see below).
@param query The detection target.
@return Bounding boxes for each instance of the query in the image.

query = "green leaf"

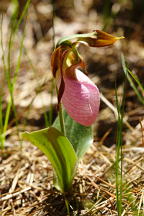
[22,127,77,193]
[53,109,93,159]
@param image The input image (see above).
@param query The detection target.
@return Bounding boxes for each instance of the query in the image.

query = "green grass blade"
[15,0,31,33]
[0,0,31,148]
[13,31,25,85]
[121,53,144,105]
[0,95,3,131]
[115,82,126,215]
[49,79,55,126]
[43,112,49,127]
[0,99,12,149]
[0,95,4,149]
[127,68,144,92]
[7,0,30,92]
[3,99,12,140]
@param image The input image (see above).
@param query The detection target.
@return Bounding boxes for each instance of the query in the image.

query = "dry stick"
[138,190,144,215]
[86,175,116,198]
[95,176,115,189]
[82,196,115,215]
[124,157,144,172]
[140,119,144,146]
[0,187,31,202]
[123,147,144,152]
[9,170,21,193]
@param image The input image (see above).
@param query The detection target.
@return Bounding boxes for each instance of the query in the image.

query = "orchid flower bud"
[78,30,124,47]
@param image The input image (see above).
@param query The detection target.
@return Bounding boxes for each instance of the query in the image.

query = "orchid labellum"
[51,30,124,126]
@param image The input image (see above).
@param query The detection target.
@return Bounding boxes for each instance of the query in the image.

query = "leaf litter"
[0,1,144,215]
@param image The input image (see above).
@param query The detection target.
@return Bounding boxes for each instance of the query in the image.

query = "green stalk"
[2,99,12,149]
[6,0,30,146]
[0,95,4,149]
[12,30,26,144]
[121,53,144,105]
[55,81,66,136]
[0,16,7,149]
[64,196,70,216]
[115,90,123,216]
[44,112,49,127]
[58,102,66,136]
[0,0,31,149]
[49,79,55,126]
[44,79,55,127]
[0,96,3,129]
[115,80,126,215]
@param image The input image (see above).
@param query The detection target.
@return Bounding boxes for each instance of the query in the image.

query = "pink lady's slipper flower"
[51,30,124,126]
[61,63,100,126]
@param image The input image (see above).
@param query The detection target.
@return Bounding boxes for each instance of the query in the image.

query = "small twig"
[9,169,21,193]
[123,147,144,152]
[86,175,116,198]
[95,176,115,189]
[138,189,144,215]
[124,157,144,172]
[0,187,31,202]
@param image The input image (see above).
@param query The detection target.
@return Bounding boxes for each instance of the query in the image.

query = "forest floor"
[0,1,144,215]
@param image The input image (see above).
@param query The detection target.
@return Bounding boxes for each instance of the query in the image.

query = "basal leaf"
[22,127,77,193]
[53,109,93,159]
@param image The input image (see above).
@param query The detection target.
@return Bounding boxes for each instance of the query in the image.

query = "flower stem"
[58,102,66,136]
[55,85,66,136]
